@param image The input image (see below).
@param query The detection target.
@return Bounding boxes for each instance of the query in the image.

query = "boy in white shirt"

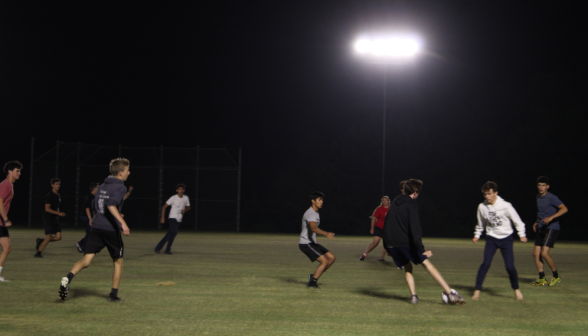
[155,184,190,255]
[472,181,527,300]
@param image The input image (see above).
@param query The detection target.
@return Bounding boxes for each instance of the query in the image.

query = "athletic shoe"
[531,277,548,286]
[35,238,42,251]
[359,254,366,261]
[411,295,419,304]
[164,251,173,255]
[307,282,319,289]
[59,277,69,300]
[448,292,466,305]
[34,252,43,258]
[0,276,8,282]
[75,243,83,253]
[548,276,562,287]
[154,249,161,254]
[108,296,122,302]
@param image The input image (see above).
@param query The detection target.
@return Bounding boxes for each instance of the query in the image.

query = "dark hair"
[399,180,408,190]
[89,182,100,191]
[51,178,61,185]
[176,183,186,190]
[3,161,23,173]
[310,191,325,201]
[110,158,130,175]
[403,179,423,195]
[537,176,550,185]
[481,181,498,193]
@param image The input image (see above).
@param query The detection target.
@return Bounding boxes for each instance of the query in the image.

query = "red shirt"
[373,205,389,229]
[0,179,14,225]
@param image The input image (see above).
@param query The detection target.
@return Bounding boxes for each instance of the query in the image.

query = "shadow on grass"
[451,284,511,298]
[354,288,443,304]
[69,288,108,300]
[281,277,308,286]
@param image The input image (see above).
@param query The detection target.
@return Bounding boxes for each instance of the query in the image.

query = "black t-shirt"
[81,193,95,217]
[44,191,61,220]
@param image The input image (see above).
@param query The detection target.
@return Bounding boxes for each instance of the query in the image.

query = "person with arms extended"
[0,161,22,282]
[35,178,66,258]
[154,183,190,255]
[59,158,131,302]
[472,181,527,301]
[383,179,465,304]
[531,176,567,287]
[299,191,335,289]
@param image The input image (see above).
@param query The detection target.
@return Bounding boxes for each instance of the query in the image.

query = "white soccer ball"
[441,289,458,304]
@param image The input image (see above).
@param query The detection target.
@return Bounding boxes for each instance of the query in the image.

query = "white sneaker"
[59,277,69,300]
[0,275,8,282]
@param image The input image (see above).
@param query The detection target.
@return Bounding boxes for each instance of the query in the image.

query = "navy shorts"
[0,226,9,238]
[535,228,559,248]
[43,218,61,235]
[386,246,427,268]
[372,226,384,238]
[299,243,329,262]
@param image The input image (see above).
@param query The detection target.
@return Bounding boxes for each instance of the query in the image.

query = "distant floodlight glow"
[354,36,421,58]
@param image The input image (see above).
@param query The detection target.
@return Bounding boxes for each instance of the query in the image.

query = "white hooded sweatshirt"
[474,196,526,239]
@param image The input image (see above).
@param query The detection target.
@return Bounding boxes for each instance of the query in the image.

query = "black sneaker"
[154,249,161,254]
[75,243,83,253]
[34,252,43,258]
[108,296,122,302]
[59,277,69,300]
[307,282,320,289]
[36,238,43,251]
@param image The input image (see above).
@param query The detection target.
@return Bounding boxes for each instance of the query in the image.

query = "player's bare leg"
[71,253,96,274]
[363,236,381,256]
[38,232,62,252]
[403,262,416,295]
[421,259,452,294]
[0,237,11,267]
[378,248,387,261]
[514,289,523,300]
[112,258,123,289]
[313,255,331,280]
[532,246,544,272]
[540,247,556,272]
[323,252,336,271]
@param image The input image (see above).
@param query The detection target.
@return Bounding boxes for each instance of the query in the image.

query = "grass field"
[1,228,587,335]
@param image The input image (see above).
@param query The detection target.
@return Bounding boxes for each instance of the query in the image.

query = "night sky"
[1,2,586,239]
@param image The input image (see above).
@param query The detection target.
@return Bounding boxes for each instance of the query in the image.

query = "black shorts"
[299,243,329,262]
[373,226,384,238]
[534,228,559,248]
[43,218,61,235]
[85,228,124,260]
[0,226,9,238]
[386,246,427,268]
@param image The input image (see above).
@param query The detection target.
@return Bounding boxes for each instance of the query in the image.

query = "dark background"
[1,1,586,239]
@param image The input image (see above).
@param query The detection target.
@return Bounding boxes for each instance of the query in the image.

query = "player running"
[531,176,567,287]
[299,191,335,289]
[359,196,390,261]
[472,181,527,301]
[0,161,22,282]
[59,158,131,302]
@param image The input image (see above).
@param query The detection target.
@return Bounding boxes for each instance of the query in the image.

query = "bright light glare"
[354,37,421,58]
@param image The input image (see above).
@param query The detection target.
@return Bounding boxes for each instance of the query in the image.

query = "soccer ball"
[441,289,458,304]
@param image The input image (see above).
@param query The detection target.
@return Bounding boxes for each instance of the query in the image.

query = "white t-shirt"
[166,195,190,222]
[299,207,320,244]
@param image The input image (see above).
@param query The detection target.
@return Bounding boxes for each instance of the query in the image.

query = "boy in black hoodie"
[59,158,131,302]
[383,179,465,304]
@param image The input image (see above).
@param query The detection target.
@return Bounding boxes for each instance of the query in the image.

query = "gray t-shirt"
[299,207,320,244]
[537,192,563,230]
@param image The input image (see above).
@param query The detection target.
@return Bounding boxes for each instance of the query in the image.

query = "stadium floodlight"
[354,36,421,59]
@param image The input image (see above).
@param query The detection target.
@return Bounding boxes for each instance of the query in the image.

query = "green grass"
[1,228,587,335]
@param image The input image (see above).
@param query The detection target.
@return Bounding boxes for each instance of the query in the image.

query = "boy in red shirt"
[0,161,23,282]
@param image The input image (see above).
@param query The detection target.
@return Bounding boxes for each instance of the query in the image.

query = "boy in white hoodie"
[472,181,527,301]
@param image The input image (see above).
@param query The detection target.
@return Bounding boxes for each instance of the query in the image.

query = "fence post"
[28,137,35,227]
[75,142,81,226]
[236,147,242,233]
[158,145,164,229]
[195,146,200,231]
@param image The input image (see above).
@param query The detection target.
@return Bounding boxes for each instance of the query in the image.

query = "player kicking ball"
[383,179,465,304]
[298,191,335,289]
[59,158,131,302]
[472,181,527,301]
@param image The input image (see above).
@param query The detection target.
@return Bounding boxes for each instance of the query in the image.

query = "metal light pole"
[354,35,421,196]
